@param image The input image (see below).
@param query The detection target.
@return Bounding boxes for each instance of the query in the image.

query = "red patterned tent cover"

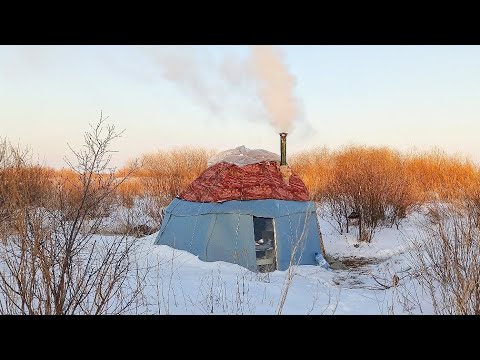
[179,161,310,203]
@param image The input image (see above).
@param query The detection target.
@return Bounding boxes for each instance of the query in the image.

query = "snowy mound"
[207,145,280,168]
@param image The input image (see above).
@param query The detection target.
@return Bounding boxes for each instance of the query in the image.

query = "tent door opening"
[253,216,277,272]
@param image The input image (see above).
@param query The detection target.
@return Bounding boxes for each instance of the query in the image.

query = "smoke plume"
[143,45,305,134]
[145,46,224,114]
[248,46,300,133]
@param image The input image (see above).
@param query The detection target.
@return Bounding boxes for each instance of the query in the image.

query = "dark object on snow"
[348,211,361,229]
[348,211,360,220]
[130,224,157,238]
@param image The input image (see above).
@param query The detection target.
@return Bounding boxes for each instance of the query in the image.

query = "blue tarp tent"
[155,197,325,271]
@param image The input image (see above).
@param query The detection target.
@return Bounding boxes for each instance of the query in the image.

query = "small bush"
[408,202,480,314]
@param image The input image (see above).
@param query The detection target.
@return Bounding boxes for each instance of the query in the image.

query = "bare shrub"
[0,140,55,240]
[321,146,415,241]
[139,147,213,201]
[405,148,479,202]
[290,147,334,202]
[115,147,213,229]
[0,113,147,314]
[408,202,480,314]
[291,146,480,242]
[463,176,480,228]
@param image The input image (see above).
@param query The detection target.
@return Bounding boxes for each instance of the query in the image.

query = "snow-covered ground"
[0,205,433,314]
[131,213,434,315]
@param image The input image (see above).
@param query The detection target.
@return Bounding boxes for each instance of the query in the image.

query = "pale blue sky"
[1,45,479,168]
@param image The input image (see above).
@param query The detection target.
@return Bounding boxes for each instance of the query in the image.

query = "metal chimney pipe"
[280,132,287,166]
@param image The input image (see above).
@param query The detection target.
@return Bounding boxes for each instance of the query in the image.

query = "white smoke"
[144,46,225,114]
[142,45,306,134]
[248,45,300,133]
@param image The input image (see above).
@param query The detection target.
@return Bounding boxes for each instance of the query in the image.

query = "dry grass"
[404,149,480,202]
[116,147,214,207]
[1,139,55,228]
[291,145,480,206]
[289,147,334,202]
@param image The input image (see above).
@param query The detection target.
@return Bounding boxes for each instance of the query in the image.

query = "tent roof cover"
[180,146,310,203]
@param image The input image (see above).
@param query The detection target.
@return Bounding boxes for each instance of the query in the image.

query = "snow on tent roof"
[207,145,280,167]
[179,160,310,203]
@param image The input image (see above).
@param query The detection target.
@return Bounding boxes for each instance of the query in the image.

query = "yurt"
[155,134,326,272]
